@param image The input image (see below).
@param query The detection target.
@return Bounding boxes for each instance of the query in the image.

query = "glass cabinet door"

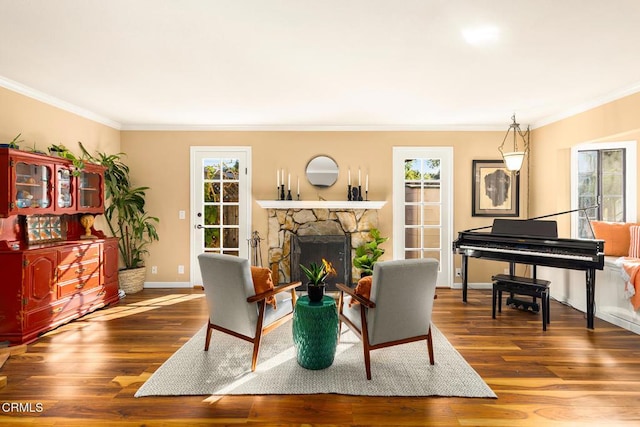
[56,167,74,209]
[78,170,102,210]
[15,161,52,210]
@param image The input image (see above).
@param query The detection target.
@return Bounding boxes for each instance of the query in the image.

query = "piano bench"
[491,274,551,331]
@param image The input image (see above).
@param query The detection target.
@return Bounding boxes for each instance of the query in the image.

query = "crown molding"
[0,75,121,130]
[119,123,505,131]
[532,82,640,129]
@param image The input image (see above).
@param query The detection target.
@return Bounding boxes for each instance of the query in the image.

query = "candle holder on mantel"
[286,189,293,200]
[347,184,352,201]
[365,190,368,201]
[297,193,300,201]
[280,185,285,201]
[357,185,363,201]
[351,186,359,201]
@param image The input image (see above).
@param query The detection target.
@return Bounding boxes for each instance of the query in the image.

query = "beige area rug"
[135,322,496,398]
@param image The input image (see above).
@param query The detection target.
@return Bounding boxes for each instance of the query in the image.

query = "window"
[571,141,637,238]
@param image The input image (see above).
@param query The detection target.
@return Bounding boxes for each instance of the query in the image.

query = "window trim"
[570,140,637,238]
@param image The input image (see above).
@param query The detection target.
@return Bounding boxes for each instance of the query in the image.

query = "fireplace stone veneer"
[266,207,379,285]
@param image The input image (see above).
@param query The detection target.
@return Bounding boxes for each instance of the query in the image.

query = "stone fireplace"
[260,202,383,286]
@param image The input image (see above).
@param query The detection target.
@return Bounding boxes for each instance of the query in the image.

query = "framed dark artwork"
[472,160,519,217]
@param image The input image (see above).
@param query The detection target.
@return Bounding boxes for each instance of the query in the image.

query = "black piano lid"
[491,219,558,238]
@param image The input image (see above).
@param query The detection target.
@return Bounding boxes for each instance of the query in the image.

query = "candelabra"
[280,185,285,201]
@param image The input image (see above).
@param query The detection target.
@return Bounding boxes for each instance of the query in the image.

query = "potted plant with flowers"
[300,259,337,302]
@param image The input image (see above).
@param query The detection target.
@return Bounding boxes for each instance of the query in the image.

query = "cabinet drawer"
[25,297,82,332]
[57,258,100,283]
[58,245,100,266]
[57,273,100,299]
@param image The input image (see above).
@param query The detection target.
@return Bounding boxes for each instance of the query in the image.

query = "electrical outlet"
[151,266,158,274]
[178,265,184,274]
[179,210,186,219]
[455,268,461,277]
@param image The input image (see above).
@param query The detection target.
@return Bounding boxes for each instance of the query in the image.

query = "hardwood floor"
[1,287,640,426]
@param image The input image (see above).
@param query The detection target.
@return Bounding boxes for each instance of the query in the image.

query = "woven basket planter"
[118,267,146,294]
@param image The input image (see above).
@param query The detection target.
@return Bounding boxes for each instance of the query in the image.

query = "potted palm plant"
[300,259,336,302]
[353,228,388,277]
[79,143,159,294]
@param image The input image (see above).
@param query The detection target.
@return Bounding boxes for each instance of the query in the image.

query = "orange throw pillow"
[349,275,373,308]
[250,266,276,309]
[591,221,636,257]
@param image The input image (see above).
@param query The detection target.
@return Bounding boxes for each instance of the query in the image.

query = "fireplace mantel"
[256,200,386,209]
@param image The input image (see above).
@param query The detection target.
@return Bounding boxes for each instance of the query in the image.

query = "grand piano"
[452,217,605,329]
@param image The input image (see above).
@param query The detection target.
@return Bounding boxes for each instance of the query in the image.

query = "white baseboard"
[450,282,492,290]
[143,281,192,289]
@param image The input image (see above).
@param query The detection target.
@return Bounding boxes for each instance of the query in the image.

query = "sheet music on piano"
[452,206,604,329]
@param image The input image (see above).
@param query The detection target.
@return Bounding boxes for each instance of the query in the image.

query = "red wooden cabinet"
[0,147,119,345]
[0,239,120,345]
[0,148,106,217]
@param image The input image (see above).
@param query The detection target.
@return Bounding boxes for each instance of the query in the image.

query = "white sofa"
[540,258,640,334]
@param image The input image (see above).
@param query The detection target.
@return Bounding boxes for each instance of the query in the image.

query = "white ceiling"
[1,0,640,130]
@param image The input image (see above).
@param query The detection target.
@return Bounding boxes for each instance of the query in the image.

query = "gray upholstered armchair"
[197,253,300,371]
[337,258,439,379]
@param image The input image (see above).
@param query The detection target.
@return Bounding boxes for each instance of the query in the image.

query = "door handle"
[195,224,203,229]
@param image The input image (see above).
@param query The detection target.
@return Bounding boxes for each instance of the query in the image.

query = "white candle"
[358,169,361,186]
[288,173,291,190]
[348,169,351,185]
[297,176,300,195]
[281,169,284,186]
[366,174,369,192]
[277,170,280,188]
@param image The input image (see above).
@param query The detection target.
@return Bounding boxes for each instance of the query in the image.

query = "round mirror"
[305,155,339,187]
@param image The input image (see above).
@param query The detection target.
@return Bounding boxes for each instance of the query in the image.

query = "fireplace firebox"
[290,234,352,291]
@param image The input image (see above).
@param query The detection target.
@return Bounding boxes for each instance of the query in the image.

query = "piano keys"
[452,218,604,329]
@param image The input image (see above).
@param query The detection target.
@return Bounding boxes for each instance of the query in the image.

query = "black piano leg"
[586,268,596,329]
[462,255,468,303]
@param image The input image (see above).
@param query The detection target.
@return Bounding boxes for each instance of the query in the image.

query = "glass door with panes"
[190,147,251,286]
[393,147,453,287]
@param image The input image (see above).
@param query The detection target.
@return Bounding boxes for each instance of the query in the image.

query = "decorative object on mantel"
[347,168,368,201]
[498,113,530,172]
[300,259,337,302]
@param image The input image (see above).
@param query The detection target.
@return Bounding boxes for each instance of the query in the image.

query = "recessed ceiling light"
[462,26,500,45]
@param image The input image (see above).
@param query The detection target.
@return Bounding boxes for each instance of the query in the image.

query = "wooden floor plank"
[1,287,640,425]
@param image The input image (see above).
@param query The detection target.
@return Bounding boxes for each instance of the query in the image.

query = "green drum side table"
[292,295,339,370]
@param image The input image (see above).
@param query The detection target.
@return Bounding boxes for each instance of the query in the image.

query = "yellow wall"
[120,130,525,283]
[0,86,120,232]
[7,84,640,286]
[531,92,640,237]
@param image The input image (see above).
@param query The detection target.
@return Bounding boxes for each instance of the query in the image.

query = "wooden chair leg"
[204,321,213,351]
[426,326,435,365]
[251,333,262,372]
[360,305,372,380]
[251,302,267,372]
[337,291,344,341]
